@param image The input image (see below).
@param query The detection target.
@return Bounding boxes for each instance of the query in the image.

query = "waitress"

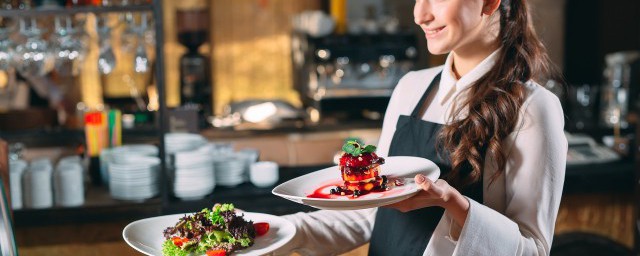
[278,0,567,255]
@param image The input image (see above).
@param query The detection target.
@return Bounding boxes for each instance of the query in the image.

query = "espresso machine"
[175,4,211,128]
[291,31,418,122]
[599,51,640,129]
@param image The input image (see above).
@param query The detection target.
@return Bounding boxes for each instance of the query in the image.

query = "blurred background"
[0,0,638,255]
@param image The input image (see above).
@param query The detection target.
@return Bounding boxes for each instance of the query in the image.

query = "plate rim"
[122,211,296,256]
[272,156,440,210]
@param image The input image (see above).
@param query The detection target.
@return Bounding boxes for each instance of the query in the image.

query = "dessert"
[162,203,269,256]
[332,140,388,197]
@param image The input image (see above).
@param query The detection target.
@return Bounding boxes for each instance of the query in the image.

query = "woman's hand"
[385,174,470,227]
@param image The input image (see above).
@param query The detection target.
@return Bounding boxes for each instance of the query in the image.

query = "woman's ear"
[483,0,501,16]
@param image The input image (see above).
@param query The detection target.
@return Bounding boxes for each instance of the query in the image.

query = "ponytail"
[439,0,562,188]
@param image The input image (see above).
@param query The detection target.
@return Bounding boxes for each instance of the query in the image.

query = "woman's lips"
[425,26,446,39]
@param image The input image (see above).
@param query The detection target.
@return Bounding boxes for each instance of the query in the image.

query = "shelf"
[0,126,160,147]
[13,185,162,227]
[0,5,153,17]
[12,165,325,227]
[10,159,635,228]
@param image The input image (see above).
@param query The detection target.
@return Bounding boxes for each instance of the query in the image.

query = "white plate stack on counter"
[23,158,54,209]
[165,133,208,167]
[54,156,85,207]
[101,144,159,186]
[172,145,215,200]
[212,155,246,187]
[8,160,27,210]
[108,155,160,201]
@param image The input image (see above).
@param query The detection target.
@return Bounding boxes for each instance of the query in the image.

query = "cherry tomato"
[206,249,227,256]
[171,236,189,247]
[254,222,270,236]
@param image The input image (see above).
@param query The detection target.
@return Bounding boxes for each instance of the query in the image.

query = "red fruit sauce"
[306,176,406,199]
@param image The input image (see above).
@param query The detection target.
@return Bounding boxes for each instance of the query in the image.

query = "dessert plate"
[272,156,440,210]
[123,212,296,256]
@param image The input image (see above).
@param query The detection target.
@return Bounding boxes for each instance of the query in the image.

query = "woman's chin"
[426,43,451,56]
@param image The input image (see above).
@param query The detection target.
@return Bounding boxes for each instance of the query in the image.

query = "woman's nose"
[414,0,434,25]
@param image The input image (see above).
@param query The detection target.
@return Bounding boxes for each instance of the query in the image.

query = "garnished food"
[162,204,269,256]
[333,140,388,197]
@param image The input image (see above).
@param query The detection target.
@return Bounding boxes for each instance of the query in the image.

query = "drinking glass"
[96,16,116,75]
[0,27,13,71]
[14,18,52,76]
[52,16,87,76]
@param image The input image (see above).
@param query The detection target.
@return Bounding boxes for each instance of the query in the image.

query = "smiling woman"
[275,0,568,255]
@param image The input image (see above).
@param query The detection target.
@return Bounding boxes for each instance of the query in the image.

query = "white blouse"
[277,51,568,256]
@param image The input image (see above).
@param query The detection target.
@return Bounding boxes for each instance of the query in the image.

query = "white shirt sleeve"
[438,87,567,256]
[376,71,415,157]
[275,208,377,255]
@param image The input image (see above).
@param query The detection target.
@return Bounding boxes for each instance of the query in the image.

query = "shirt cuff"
[452,197,520,255]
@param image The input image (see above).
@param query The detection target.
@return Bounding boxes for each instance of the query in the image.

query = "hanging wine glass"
[52,16,87,76]
[14,18,53,76]
[119,12,137,53]
[0,27,13,71]
[132,12,149,73]
[96,16,116,75]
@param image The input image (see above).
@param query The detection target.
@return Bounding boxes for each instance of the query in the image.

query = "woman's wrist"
[442,189,470,227]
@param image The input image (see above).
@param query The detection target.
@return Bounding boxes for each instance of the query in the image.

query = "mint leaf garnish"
[342,140,376,156]
[363,145,376,153]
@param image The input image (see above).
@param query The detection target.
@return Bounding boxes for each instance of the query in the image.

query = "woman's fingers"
[415,174,444,197]
[415,174,450,205]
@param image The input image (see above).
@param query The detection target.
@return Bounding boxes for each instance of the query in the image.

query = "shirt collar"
[437,49,501,105]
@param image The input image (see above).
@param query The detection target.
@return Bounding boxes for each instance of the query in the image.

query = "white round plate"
[123,212,296,256]
[272,156,440,210]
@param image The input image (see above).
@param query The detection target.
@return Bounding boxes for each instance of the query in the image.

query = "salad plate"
[272,156,440,210]
[123,212,296,256]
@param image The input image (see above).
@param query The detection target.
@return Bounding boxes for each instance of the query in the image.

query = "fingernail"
[415,174,425,184]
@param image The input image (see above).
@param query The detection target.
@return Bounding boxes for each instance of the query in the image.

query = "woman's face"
[414,0,489,55]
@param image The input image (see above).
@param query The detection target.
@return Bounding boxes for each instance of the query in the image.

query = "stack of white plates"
[236,148,260,181]
[9,160,27,210]
[173,147,215,200]
[165,133,207,154]
[23,158,53,209]
[108,156,160,201]
[101,144,158,186]
[54,156,85,207]
[213,156,246,187]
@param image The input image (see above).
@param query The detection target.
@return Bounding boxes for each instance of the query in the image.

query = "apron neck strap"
[411,71,443,118]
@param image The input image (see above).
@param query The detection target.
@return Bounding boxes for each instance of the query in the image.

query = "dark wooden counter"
[12,159,634,228]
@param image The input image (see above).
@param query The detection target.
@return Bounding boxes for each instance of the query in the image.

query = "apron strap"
[410,72,443,118]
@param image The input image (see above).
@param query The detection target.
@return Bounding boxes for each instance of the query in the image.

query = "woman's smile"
[425,26,446,39]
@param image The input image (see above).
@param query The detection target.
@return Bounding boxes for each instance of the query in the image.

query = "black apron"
[368,72,484,256]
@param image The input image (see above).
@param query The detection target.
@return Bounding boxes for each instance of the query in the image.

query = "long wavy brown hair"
[438,0,562,188]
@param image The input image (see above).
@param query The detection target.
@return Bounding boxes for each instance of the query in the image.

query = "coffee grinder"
[176,4,211,128]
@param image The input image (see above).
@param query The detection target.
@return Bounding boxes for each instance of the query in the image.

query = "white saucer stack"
[108,155,160,201]
[9,160,27,210]
[172,146,215,200]
[213,155,246,187]
[165,133,208,154]
[23,158,54,209]
[101,144,158,186]
[54,156,85,207]
[236,148,260,181]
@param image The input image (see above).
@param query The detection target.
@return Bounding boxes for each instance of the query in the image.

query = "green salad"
[162,204,262,256]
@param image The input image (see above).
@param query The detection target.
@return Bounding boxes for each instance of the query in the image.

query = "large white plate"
[123,212,296,256]
[272,156,440,210]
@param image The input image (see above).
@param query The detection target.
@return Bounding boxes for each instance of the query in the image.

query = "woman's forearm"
[443,190,470,228]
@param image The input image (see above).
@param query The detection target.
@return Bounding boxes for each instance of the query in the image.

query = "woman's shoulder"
[395,66,445,91]
[520,80,565,121]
